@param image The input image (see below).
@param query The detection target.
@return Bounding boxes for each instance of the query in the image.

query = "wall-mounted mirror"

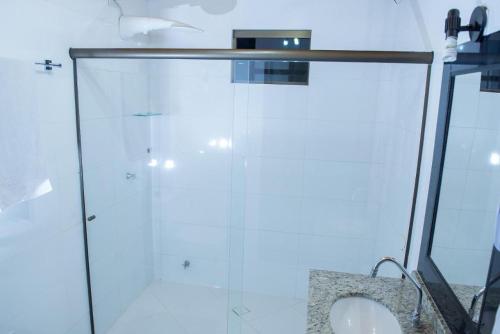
[418,29,500,334]
[431,71,500,322]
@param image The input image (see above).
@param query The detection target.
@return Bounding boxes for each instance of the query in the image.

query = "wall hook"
[35,60,62,71]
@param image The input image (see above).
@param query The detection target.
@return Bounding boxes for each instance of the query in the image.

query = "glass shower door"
[76,58,245,334]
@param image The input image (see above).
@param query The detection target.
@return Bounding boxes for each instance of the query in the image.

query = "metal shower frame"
[69,47,433,334]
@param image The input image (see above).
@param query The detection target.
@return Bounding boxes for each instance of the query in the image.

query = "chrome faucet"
[370,257,423,327]
[468,286,485,321]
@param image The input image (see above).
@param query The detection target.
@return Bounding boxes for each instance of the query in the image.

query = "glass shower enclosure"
[71,48,432,334]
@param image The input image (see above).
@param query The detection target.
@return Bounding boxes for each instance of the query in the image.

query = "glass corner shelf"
[132,112,163,117]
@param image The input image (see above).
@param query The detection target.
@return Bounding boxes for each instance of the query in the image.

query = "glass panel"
[148,59,243,334]
[228,61,428,333]
[77,59,155,334]
[431,71,500,318]
[76,58,427,334]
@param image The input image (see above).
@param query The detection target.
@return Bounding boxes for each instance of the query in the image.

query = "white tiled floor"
[107,281,307,334]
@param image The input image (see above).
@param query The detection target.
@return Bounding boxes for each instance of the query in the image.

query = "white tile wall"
[151,55,427,299]
[0,1,150,333]
[146,0,429,299]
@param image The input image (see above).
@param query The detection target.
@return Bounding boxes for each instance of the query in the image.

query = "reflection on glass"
[208,137,232,150]
[164,160,176,169]
[490,152,500,166]
[31,179,53,199]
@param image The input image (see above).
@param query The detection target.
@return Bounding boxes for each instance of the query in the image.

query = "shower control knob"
[87,215,96,222]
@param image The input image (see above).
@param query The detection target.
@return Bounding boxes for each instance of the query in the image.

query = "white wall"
[405,0,500,271]
[148,0,428,299]
[0,1,150,334]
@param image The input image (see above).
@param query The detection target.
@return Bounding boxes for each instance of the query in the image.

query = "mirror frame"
[418,30,500,334]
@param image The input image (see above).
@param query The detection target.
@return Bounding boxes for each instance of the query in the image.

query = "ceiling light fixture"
[110,0,203,40]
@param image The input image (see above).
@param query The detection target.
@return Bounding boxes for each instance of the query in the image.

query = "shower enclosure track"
[69,48,433,64]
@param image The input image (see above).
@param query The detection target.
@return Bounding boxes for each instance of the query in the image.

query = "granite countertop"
[449,283,482,315]
[307,270,436,334]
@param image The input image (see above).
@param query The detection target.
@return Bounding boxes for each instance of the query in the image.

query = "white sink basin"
[330,296,402,334]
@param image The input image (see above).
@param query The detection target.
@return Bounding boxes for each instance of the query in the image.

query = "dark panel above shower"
[232,30,311,85]
[481,69,500,93]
